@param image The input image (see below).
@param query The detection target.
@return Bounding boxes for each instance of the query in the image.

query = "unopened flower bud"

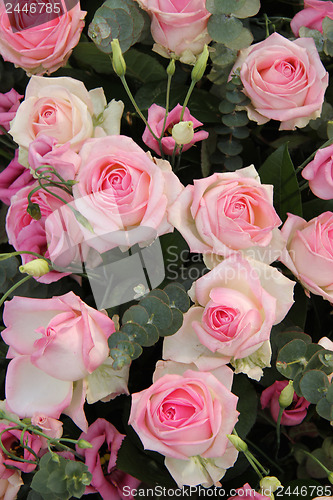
[227,434,248,452]
[167,58,176,77]
[172,121,194,145]
[77,439,93,449]
[191,44,209,83]
[279,380,294,409]
[19,259,50,278]
[27,202,41,220]
[111,38,126,77]
[260,476,282,496]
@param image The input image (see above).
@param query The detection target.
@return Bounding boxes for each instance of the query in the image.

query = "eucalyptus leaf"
[299,370,329,404]
[206,0,246,15]
[224,27,253,50]
[316,397,333,420]
[222,111,249,127]
[218,139,243,156]
[276,339,308,379]
[208,15,243,44]
[140,296,173,330]
[163,283,190,312]
[121,322,149,346]
[158,307,183,336]
[232,0,260,18]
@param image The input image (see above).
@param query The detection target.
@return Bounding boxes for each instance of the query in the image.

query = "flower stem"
[0,275,32,308]
[300,449,332,475]
[180,80,196,121]
[275,407,284,458]
[0,250,52,266]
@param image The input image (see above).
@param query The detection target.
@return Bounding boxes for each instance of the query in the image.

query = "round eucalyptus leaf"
[226,90,248,104]
[147,289,170,305]
[158,308,183,337]
[299,370,329,404]
[224,27,254,50]
[121,322,149,346]
[122,305,149,326]
[163,283,190,312]
[206,0,246,15]
[108,331,129,349]
[218,139,243,156]
[232,0,260,18]
[140,296,173,330]
[143,323,159,346]
[130,342,143,360]
[276,339,308,379]
[316,397,333,421]
[326,382,333,404]
[208,15,243,44]
[224,155,243,171]
[222,111,249,127]
[232,126,250,139]
[219,100,236,114]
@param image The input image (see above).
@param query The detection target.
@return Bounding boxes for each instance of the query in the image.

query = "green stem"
[264,14,270,38]
[0,275,32,308]
[120,75,160,142]
[245,438,284,473]
[0,426,37,465]
[0,251,52,266]
[245,452,264,480]
[275,407,284,458]
[299,181,309,192]
[157,72,173,158]
[180,80,196,121]
[300,449,332,475]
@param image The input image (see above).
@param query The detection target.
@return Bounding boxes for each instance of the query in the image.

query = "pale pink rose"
[28,135,81,181]
[0,1,86,76]
[0,150,34,205]
[135,0,211,64]
[231,33,328,130]
[228,484,271,500]
[163,255,295,380]
[280,212,333,303]
[31,414,63,448]
[302,144,333,199]
[168,165,284,264]
[1,293,115,430]
[9,76,124,153]
[73,136,183,253]
[0,424,42,474]
[261,380,310,426]
[142,104,208,156]
[5,183,73,283]
[291,0,333,36]
[0,470,23,500]
[129,364,239,487]
[77,418,140,500]
[0,89,22,134]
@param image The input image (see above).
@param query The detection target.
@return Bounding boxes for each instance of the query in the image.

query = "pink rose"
[0,150,34,205]
[142,104,208,156]
[228,484,271,500]
[0,1,86,76]
[0,424,42,474]
[73,135,183,253]
[77,418,140,500]
[129,363,239,487]
[31,414,63,447]
[9,76,124,153]
[291,0,333,36]
[301,144,333,199]
[261,380,310,425]
[163,255,295,380]
[28,135,81,181]
[5,183,73,283]
[0,470,23,500]
[168,165,284,264]
[0,89,22,134]
[1,292,115,430]
[231,33,328,130]
[280,212,333,303]
[135,0,211,64]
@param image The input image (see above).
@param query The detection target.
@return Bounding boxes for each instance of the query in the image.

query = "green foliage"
[30,453,92,500]
[88,0,150,54]
[108,284,190,369]
[259,144,302,222]
[232,375,257,438]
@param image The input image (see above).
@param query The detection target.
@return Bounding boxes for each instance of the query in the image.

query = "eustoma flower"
[0,0,86,75]
[231,32,328,130]
[0,151,34,205]
[163,255,295,380]
[1,292,118,430]
[261,380,310,425]
[73,135,183,253]
[0,89,22,133]
[168,165,284,265]
[9,76,124,155]
[134,0,212,64]
[129,361,239,487]
[280,212,333,303]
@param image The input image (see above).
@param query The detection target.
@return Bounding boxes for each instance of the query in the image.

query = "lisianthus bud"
[167,58,176,77]
[172,121,194,145]
[19,259,50,278]
[77,439,93,449]
[279,380,294,409]
[191,44,209,83]
[260,476,282,497]
[111,39,126,77]
[227,434,248,452]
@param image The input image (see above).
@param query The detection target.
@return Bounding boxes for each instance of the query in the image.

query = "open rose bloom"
[231,32,328,130]
[291,0,333,36]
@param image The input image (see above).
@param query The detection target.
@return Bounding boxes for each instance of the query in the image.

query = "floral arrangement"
[0,0,333,499]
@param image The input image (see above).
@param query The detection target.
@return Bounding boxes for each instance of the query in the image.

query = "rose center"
[277,61,295,78]
[160,402,195,423]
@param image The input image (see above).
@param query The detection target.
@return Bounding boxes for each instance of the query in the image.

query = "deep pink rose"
[0,89,22,134]
[301,144,333,199]
[168,165,283,264]
[228,484,271,500]
[77,418,140,500]
[28,135,81,181]
[0,151,34,205]
[231,33,328,130]
[291,0,333,36]
[9,76,124,153]
[261,380,310,425]
[163,255,295,380]
[280,212,333,303]
[0,424,42,474]
[142,104,208,156]
[129,364,239,487]
[1,292,115,430]
[135,0,211,64]
[0,1,86,76]
[5,183,73,283]
[73,135,183,253]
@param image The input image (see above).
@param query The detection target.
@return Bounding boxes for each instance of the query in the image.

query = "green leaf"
[108,331,129,349]
[122,305,149,326]
[224,27,253,50]
[232,126,250,139]
[299,27,324,52]
[157,307,183,336]
[259,144,302,222]
[305,348,333,375]
[210,43,237,67]
[121,322,149,346]
[232,0,260,18]
[232,374,257,438]
[140,296,173,330]
[224,155,243,170]
[222,111,248,127]
[124,49,167,83]
[163,284,190,312]
[326,382,333,403]
[219,100,236,114]
[299,370,329,403]
[206,0,246,15]
[276,339,308,379]
[72,42,113,74]
[218,139,243,156]
[147,289,170,305]
[207,15,243,44]
[316,397,333,420]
